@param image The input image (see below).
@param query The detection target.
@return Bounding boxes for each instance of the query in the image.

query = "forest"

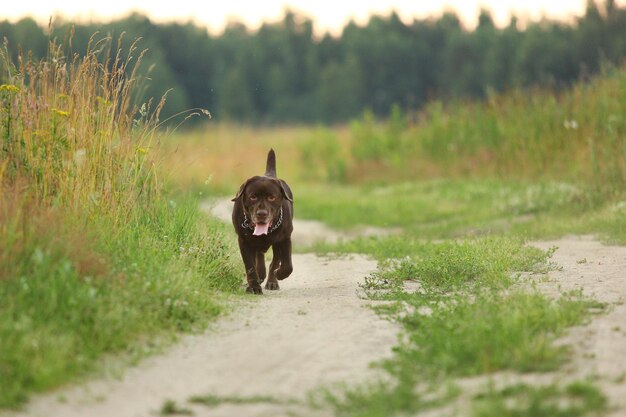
[1,0,626,123]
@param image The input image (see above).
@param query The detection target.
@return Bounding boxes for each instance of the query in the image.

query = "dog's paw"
[265,281,280,290]
[245,285,263,295]
[276,265,293,280]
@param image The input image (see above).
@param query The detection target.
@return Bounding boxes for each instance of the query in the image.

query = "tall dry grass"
[347,66,626,196]
[161,66,625,201]
[0,34,162,215]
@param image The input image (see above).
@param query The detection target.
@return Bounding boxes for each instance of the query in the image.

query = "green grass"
[298,180,617,416]
[167,393,301,417]
[365,239,594,378]
[299,67,626,197]
[160,400,193,416]
[0,38,241,408]
[360,237,553,284]
[0,196,240,408]
[315,380,460,417]
[297,180,508,230]
[390,290,593,376]
[297,180,625,245]
[320,237,605,417]
[473,381,607,417]
[188,393,293,407]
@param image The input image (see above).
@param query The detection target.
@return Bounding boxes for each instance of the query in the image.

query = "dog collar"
[242,206,283,234]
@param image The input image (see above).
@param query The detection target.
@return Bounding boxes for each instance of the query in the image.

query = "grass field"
[161,65,625,244]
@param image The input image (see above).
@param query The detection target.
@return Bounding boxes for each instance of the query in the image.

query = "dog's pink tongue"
[253,223,270,236]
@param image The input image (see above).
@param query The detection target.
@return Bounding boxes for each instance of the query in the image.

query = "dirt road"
[7,201,626,417]
[10,198,399,417]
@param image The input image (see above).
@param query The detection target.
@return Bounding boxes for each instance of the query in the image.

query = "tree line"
[1,0,625,123]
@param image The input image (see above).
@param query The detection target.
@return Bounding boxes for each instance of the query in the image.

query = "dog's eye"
[267,195,276,202]
[249,195,258,201]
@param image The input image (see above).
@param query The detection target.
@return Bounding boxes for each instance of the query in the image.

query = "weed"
[324,238,602,416]
[314,380,459,417]
[160,399,193,416]
[356,238,552,284]
[390,290,591,377]
[189,393,295,407]
[297,180,625,244]
[473,381,607,417]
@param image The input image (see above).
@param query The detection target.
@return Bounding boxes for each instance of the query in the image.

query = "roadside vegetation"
[295,69,622,417]
[158,66,624,416]
[163,66,625,244]
[0,38,239,408]
[313,238,608,417]
[298,70,621,416]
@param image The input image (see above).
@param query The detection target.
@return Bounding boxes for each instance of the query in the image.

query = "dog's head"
[232,176,292,234]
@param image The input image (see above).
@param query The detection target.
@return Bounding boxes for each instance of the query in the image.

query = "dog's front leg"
[266,247,281,290]
[274,238,293,281]
[238,239,263,294]
[256,252,266,284]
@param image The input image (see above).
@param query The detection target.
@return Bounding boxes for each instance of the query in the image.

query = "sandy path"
[9,228,398,417]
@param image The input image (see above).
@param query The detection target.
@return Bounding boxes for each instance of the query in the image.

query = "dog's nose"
[256,209,269,219]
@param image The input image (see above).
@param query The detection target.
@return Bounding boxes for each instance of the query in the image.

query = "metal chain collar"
[242,206,283,234]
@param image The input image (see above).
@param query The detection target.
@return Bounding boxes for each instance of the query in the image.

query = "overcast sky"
[4,1,625,34]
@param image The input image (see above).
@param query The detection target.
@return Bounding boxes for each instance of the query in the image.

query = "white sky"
[3,1,625,35]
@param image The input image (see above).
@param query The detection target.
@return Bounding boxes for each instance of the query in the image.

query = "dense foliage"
[1,1,625,123]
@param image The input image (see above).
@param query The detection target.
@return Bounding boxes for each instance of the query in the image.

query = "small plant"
[160,399,193,416]
[473,381,607,417]
[323,238,602,417]
[189,393,293,407]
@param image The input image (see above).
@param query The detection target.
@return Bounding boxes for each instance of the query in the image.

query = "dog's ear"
[231,182,246,202]
[275,179,293,202]
[232,177,261,202]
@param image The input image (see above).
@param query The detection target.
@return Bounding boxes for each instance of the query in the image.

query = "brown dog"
[232,149,294,294]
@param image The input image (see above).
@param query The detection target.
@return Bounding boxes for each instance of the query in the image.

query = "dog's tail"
[265,148,277,177]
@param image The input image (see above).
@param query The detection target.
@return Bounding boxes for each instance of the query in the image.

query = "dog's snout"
[256,209,269,219]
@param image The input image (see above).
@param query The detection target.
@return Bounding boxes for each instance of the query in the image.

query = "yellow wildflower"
[51,108,70,117]
[96,96,112,106]
[0,84,20,93]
